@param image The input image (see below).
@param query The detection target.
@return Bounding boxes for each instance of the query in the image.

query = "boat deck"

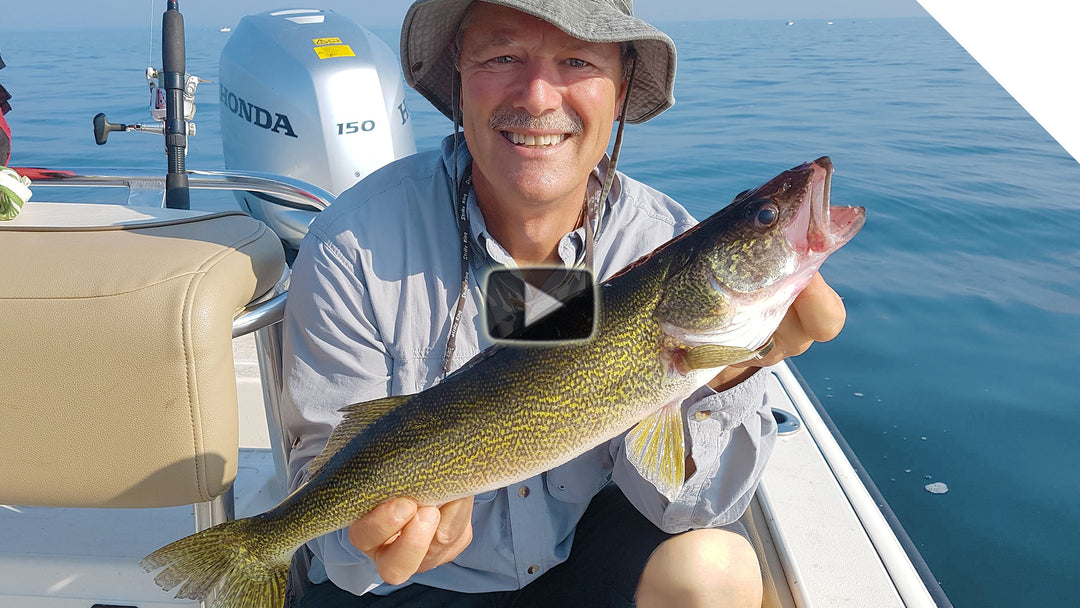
[0,333,940,606]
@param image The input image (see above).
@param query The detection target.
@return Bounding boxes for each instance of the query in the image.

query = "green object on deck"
[0,166,31,220]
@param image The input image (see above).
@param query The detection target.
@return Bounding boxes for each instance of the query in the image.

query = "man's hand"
[347,496,475,585]
[708,272,847,391]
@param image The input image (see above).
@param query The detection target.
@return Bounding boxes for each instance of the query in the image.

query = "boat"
[219,26,231,32]
[0,6,952,608]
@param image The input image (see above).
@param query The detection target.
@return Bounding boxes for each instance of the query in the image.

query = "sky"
[0,0,929,31]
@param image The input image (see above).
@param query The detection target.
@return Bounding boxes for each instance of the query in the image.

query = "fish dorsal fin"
[307,394,412,479]
[624,400,685,502]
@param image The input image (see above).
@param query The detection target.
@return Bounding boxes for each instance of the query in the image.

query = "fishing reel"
[93,67,206,145]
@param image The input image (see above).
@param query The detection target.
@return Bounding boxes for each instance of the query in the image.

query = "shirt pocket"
[544,444,614,504]
[390,354,443,395]
[473,490,498,502]
[390,346,483,395]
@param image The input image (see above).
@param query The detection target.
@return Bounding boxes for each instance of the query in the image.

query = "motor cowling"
[219,8,416,251]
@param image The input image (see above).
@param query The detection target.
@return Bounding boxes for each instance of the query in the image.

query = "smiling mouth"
[501,131,568,147]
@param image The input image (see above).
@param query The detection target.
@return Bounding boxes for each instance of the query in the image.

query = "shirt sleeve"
[610,368,777,533]
[278,232,393,594]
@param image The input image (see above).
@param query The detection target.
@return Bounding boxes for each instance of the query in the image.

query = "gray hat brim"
[400,0,676,124]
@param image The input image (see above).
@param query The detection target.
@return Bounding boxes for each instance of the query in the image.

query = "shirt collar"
[454,145,620,270]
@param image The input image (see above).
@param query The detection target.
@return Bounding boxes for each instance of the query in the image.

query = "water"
[4,16,1079,607]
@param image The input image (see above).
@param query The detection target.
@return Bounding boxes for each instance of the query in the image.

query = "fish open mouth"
[786,156,865,256]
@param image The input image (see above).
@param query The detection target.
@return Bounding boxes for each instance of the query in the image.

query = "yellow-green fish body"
[142,157,864,607]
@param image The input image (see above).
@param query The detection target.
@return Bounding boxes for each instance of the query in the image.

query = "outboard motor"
[219,8,416,252]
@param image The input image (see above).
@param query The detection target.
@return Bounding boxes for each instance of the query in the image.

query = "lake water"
[3,15,1078,607]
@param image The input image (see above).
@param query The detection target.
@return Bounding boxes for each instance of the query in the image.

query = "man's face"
[457,3,625,208]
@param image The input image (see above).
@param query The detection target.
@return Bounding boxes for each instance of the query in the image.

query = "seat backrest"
[0,203,284,508]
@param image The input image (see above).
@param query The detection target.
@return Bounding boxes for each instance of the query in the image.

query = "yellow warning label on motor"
[312,37,342,46]
[315,44,356,59]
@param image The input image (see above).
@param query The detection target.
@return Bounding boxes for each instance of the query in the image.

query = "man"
[280,1,848,606]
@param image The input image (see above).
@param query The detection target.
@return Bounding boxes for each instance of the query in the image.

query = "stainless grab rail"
[231,267,293,501]
[20,168,335,211]
[232,292,288,338]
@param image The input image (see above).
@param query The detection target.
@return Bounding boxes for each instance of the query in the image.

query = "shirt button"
[694,410,712,421]
[527,564,540,574]
[518,486,530,499]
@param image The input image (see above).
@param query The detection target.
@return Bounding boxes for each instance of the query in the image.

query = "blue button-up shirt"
[279,135,776,596]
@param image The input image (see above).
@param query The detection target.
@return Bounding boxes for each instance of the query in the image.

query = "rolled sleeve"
[279,234,394,593]
[307,528,385,596]
[612,368,777,533]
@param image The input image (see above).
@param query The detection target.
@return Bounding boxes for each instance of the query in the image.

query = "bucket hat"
[400,0,677,124]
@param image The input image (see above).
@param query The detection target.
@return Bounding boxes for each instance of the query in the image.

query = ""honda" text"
[220,85,297,138]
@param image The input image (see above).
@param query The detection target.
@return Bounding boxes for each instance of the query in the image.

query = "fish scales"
[275,259,679,566]
[141,157,865,608]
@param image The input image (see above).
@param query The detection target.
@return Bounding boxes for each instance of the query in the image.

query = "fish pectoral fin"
[307,394,412,480]
[624,400,685,502]
[683,340,769,370]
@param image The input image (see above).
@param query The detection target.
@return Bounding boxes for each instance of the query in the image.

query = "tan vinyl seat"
[0,202,285,509]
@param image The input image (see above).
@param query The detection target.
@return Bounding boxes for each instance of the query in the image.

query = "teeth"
[504,132,567,147]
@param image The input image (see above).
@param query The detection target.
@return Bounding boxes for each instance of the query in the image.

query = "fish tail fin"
[141,516,292,608]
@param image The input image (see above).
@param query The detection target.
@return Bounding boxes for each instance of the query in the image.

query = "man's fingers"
[433,497,473,546]
[348,497,417,554]
[346,497,474,585]
[763,307,813,363]
[765,273,846,363]
[791,272,846,343]
[725,273,845,371]
[373,506,441,585]
[419,497,475,573]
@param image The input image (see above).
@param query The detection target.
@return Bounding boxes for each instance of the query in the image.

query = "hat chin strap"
[452,68,464,206]
[595,53,637,242]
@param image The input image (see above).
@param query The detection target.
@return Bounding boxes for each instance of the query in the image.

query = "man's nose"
[513,60,563,116]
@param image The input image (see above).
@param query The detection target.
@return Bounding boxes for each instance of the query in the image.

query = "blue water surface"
[3,16,1079,607]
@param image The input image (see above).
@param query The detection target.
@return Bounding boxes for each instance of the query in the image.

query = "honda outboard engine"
[220,8,416,252]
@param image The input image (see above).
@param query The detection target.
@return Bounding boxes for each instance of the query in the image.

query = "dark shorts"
[299,484,674,608]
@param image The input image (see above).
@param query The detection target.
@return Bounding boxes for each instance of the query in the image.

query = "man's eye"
[493,55,515,64]
[566,58,589,68]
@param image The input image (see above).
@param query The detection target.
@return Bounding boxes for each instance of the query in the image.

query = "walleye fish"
[142,156,864,607]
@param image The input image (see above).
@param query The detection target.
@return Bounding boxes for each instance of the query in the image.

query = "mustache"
[487,108,583,134]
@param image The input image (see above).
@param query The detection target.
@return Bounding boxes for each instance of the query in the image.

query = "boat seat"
[0,202,285,509]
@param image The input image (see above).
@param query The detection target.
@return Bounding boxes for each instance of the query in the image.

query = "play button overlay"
[483,267,596,343]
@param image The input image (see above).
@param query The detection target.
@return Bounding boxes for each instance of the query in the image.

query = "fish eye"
[752,202,779,228]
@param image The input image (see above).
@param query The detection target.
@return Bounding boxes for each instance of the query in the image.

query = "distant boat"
[219,26,231,32]
[786,20,794,26]
[827,21,834,25]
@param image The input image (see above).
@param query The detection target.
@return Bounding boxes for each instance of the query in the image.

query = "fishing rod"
[161,0,189,209]
[92,0,202,210]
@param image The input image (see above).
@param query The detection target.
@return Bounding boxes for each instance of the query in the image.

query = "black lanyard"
[441,170,474,378]
[440,168,597,378]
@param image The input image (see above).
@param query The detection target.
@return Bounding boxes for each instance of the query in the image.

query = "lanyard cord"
[439,168,600,379]
[441,170,474,378]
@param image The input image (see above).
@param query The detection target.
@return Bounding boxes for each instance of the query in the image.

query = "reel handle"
[93,113,128,145]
